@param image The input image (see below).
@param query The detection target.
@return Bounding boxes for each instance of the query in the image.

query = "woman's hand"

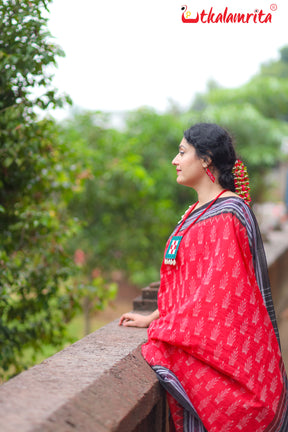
[118,309,159,328]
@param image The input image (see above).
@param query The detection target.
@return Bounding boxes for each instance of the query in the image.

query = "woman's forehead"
[179,137,189,148]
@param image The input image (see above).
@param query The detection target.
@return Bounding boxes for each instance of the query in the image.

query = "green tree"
[190,45,288,122]
[260,45,288,79]
[0,0,78,377]
[205,77,288,122]
[59,109,192,286]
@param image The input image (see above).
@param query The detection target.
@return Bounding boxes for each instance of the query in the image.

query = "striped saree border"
[152,365,207,432]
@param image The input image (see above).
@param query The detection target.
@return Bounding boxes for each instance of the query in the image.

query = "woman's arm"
[118,309,159,328]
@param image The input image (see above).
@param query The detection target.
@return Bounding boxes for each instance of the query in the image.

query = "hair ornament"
[232,159,251,205]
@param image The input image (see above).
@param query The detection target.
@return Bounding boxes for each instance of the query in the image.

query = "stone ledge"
[0,320,165,432]
[264,223,288,317]
[264,222,288,267]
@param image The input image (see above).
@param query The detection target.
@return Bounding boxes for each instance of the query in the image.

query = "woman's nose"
[172,154,178,165]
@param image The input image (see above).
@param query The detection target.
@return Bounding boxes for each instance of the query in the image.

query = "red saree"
[142,197,288,432]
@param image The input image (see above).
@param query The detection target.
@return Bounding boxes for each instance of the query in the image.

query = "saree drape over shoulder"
[142,197,288,432]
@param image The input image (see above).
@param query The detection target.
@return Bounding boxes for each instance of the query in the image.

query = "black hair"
[183,123,236,191]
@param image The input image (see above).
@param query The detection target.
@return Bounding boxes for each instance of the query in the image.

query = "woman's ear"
[202,156,212,169]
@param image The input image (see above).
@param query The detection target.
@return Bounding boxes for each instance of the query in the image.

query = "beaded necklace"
[164,189,228,265]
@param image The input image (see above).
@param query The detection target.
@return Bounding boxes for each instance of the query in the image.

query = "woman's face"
[172,138,206,188]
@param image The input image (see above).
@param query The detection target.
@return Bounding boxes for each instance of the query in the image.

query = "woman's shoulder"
[215,195,257,228]
[210,197,259,248]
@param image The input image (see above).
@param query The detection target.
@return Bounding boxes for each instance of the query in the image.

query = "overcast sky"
[47,0,288,117]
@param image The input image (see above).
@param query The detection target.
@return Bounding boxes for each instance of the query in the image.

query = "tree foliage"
[59,109,193,285]
[205,77,288,122]
[0,0,79,377]
[260,45,288,79]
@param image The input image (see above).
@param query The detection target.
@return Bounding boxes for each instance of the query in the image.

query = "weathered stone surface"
[264,223,288,316]
[142,286,159,300]
[133,296,158,311]
[0,321,165,432]
[133,282,160,311]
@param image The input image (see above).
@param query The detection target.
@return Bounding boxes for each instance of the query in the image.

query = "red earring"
[206,167,215,183]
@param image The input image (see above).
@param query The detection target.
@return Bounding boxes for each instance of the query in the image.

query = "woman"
[119,123,288,432]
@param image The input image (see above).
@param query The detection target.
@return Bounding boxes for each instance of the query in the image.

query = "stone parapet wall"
[0,321,167,432]
[264,223,288,317]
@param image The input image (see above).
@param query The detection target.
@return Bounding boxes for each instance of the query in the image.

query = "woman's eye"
[179,151,184,156]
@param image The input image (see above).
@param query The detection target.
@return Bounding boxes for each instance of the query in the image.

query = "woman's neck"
[195,186,238,210]
[195,184,225,209]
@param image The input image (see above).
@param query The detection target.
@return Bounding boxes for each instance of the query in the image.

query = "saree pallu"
[142,197,288,432]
